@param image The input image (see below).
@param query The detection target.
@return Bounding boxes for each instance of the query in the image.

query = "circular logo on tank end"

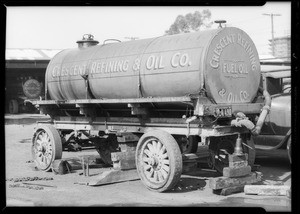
[205,27,261,104]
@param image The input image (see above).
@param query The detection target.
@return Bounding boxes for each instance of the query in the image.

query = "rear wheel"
[32,124,62,171]
[135,130,182,192]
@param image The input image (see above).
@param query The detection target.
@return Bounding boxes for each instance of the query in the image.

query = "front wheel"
[32,124,62,171]
[135,130,182,192]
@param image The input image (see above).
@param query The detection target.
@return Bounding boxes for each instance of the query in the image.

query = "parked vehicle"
[30,28,271,192]
[253,65,291,163]
[6,77,43,114]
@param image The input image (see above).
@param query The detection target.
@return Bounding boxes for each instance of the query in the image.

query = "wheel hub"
[149,154,161,170]
[141,139,170,183]
[41,143,47,154]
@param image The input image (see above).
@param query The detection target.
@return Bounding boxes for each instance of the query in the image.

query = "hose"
[231,89,271,136]
[252,89,271,135]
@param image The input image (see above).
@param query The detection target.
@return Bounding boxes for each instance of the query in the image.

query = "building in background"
[269,35,291,61]
[5,49,61,114]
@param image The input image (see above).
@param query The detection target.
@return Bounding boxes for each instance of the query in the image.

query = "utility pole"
[263,13,281,56]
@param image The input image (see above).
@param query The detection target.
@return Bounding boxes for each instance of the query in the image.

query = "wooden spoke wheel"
[32,125,62,171]
[135,130,182,192]
[209,135,256,174]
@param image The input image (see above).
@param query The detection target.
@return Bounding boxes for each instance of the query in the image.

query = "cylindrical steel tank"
[46,27,261,104]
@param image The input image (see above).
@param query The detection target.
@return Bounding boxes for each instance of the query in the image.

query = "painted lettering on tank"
[51,64,87,77]
[218,88,250,103]
[132,58,141,71]
[236,34,257,71]
[51,52,193,78]
[52,66,60,77]
[144,53,191,71]
[240,90,249,101]
[209,33,257,72]
[210,34,235,68]
[222,60,248,78]
[90,60,129,74]
[218,88,226,98]
[146,55,165,70]
[170,52,192,68]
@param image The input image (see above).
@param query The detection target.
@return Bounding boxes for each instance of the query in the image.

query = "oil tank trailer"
[31,27,271,192]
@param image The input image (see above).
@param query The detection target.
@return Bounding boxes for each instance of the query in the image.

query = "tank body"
[46,27,261,104]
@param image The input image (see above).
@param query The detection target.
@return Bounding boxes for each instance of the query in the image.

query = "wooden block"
[117,134,139,144]
[228,154,248,168]
[229,161,248,168]
[113,159,136,170]
[209,172,262,190]
[118,142,137,151]
[88,169,140,186]
[223,165,251,178]
[111,150,136,162]
[111,150,136,170]
[228,153,248,162]
[182,153,199,162]
[244,185,290,196]
[219,185,245,196]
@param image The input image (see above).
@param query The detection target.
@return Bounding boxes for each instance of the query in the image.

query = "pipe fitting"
[251,90,271,136]
[231,89,271,136]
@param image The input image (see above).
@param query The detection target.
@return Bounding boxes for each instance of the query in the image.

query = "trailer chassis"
[30,95,268,192]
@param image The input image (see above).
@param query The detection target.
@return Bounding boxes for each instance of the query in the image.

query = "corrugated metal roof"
[5,49,62,60]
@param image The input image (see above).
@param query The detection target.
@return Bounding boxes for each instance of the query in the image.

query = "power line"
[262,13,281,56]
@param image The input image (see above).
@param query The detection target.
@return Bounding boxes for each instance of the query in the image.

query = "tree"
[165,10,213,35]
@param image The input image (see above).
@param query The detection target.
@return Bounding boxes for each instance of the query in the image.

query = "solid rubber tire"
[135,130,183,192]
[32,124,62,171]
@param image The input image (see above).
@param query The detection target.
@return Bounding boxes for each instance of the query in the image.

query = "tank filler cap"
[76,34,99,48]
[214,20,227,28]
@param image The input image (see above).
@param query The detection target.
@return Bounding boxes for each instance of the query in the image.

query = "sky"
[5,2,291,56]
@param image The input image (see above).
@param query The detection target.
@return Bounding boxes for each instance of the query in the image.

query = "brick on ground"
[244,185,291,196]
[223,165,251,178]
[209,171,262,190]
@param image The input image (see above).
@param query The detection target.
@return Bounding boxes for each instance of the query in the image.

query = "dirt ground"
[4,115,292,210]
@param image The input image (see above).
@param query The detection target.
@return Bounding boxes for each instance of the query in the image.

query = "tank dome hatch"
[214,20,227,28]
[76,34,99,48]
